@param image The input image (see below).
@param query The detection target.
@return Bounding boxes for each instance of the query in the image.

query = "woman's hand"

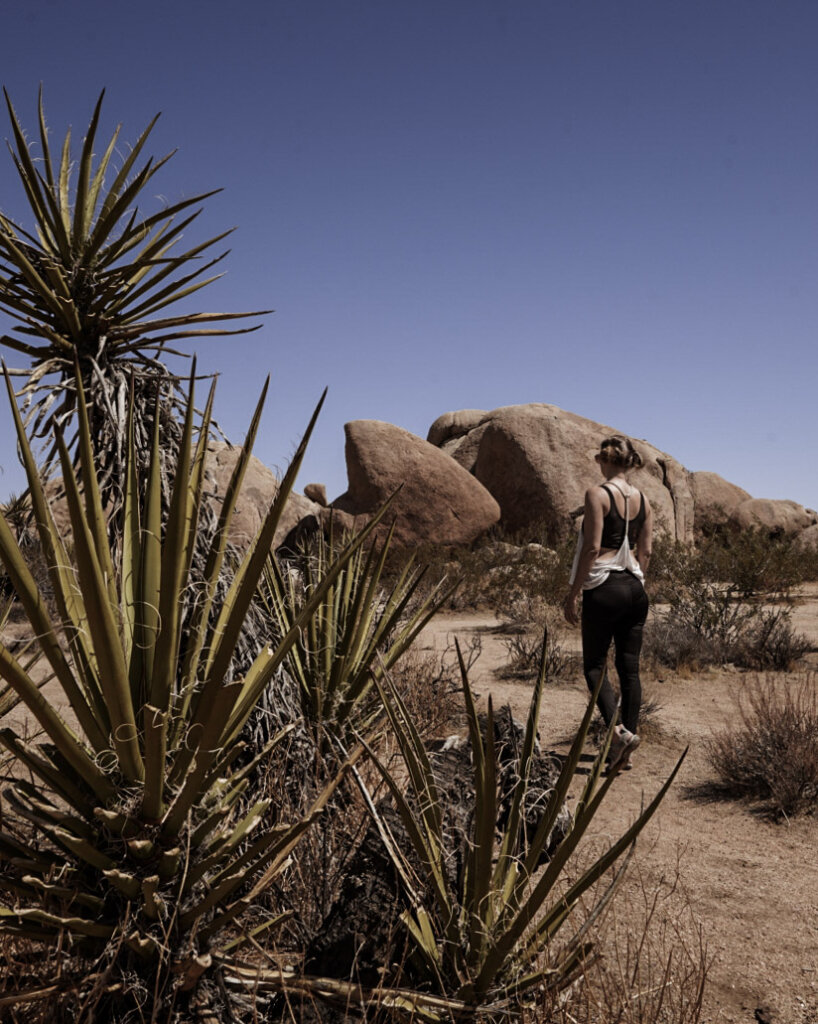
[563,592,580,626]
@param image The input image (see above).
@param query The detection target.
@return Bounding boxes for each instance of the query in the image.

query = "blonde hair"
[598,435,643,469]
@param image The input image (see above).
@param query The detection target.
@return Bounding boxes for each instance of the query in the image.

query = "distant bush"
[701,526,809,598]
[500,623,576,682]
[395,533,575,614]
[706,674,818,818]
[650,525,818,602]
[731,607,812,670]
[645,582,809,671]
[646,535,709,603]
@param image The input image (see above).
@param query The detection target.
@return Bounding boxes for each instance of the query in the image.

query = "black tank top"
[599,484,645,549]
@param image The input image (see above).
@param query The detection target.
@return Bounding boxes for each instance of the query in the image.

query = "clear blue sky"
[1,1,817,510]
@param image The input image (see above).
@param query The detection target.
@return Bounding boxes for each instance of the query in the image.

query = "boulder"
[204,442,320,551]
[441,421,490,474]
[304,482,328,507]
[689,471,752,533]
[276,507,360,555]
[430,403,694,542]
[331,420,500,546]
[729,498,818,537]
[427,409,488,448]
[796,523,818,550]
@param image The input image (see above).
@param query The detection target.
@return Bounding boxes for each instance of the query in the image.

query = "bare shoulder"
[584,485,609,510]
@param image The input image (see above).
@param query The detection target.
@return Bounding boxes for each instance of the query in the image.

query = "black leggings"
[581,571,649,734]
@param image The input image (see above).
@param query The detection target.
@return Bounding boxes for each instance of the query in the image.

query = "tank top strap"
[605,481,631,529]
[600,483,618,514]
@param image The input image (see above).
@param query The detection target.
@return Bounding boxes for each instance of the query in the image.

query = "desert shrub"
[706,674,818,818]
[646,535,709,603]
[648,528,818,602]
[394,534,575,614]
[494,588,578,683]
[731,607,812,670]
[645,581,751,670]
[487,537,575,609]
[501,623,576,682]
[701,526,806,598]
[388,641,467,738]
[645,581,809,671]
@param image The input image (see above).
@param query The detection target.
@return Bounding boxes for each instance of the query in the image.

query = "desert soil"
[419,588,818,1024]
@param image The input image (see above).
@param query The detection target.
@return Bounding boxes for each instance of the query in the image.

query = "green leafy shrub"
[706,674,818,818]
[394,534,575,615]
[702,526,806,598]
[650,525,818,604]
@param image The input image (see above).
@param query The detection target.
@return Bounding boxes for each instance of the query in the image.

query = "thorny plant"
[257,527,455,746]
[351,639,687,1021]
[0,368,388,1021]
[0,89,266,516]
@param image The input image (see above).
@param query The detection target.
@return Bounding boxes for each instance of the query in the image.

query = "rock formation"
[729,498,818,536]
[428,404,694,542]
[330,420,500,546]
[303,482,328,507]
[205,442,320,550]
[688,471,752,529]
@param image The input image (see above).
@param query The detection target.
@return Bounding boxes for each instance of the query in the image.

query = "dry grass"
[535,850,709,1024]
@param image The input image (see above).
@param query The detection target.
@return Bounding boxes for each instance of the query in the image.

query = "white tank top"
[568,487,645,591]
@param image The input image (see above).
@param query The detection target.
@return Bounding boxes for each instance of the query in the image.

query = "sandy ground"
[419,592,818,1024]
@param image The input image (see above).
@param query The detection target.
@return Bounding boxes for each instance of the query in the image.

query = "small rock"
[304,482,328,506]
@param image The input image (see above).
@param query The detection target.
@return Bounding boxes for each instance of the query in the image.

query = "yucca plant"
[258,526,457,743]
[0,366,387,1020]
[354,644,687,1021]
[0,89,266,511]
[0,597,44,720]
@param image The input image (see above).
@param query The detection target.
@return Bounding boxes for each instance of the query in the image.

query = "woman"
[563,435,653,772]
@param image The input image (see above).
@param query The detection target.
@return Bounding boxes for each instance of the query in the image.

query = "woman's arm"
[636,498,653,575]
[563,487,606,625]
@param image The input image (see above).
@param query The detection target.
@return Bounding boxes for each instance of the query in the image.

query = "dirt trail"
[420,602,818,1024]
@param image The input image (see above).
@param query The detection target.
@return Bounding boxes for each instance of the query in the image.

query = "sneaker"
[607,727,640,774]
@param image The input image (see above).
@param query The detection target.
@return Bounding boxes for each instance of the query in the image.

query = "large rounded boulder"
[331,420,500,546]
[429,404,694,542]
[729,498,818,536]
[204,442,320,550]
[427,409,489,449]
[689,471,752,533]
